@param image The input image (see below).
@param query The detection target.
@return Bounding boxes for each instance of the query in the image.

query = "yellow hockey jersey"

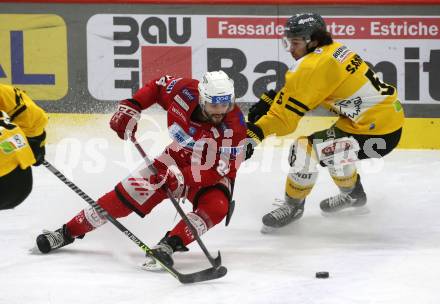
[256,41,405,139]
[0,84,48,176]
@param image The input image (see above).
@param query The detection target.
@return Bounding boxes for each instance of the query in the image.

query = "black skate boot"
[142,232,188,271]
[320,174,367,213]
[36,224,75,254]
[261,197,305,233]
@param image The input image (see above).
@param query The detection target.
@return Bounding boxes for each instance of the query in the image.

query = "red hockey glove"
[110,100,141,140]
[149,168,181,192]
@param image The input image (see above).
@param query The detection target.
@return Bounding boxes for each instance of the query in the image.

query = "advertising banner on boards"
[87,15,440,104]
[0,14,68,101]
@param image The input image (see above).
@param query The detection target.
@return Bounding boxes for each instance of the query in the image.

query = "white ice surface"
[1,124,440,304]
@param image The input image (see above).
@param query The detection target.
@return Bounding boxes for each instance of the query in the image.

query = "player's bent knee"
[196,189,230,227]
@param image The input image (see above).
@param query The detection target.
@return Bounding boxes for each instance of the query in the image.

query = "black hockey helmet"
[284,13,326,41]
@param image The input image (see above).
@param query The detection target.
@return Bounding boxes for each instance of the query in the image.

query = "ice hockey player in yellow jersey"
[0,84,48,210]
[246,13,404,232]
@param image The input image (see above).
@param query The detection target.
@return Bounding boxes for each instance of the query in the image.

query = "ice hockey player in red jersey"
[35,70,247,270]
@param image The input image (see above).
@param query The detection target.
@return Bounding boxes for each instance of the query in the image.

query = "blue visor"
[211,95,232,104]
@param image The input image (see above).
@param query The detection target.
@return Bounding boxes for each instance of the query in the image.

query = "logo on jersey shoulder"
[166,78,182,93]
[333,45,353,63]
[0,134,27,154]
[171,106,187,123]
[0,141,15,154]
[181,88,195,101]
[314,48,323,54]
[174,95,190,111]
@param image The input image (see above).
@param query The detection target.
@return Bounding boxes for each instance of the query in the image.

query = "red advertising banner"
[207,17,440,39]
[141,46,192,83]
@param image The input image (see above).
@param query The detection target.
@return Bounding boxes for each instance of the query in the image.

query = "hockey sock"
[285,172,318,201]
[328,163,358,193]
[66,190,132,238]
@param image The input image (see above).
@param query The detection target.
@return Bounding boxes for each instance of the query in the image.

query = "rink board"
[46,113,440,149]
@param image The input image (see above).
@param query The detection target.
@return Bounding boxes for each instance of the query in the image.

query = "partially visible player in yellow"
[246,13,404,232]
[0,84,48,210]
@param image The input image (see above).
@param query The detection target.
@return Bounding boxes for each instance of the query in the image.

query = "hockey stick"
[42,160,227,284]
[131,137,223,268]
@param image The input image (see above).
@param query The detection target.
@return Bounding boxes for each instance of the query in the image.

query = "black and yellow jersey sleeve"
[0,84,48,137]
[255,89,308,137]
[0,84,48,176]
[0,111,36,176]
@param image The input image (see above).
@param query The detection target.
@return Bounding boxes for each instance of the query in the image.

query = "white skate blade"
[321,206,370,218]
[260,224,276,234]
[141,260,165,272]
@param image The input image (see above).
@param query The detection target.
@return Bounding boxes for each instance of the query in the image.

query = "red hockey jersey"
[131,75,247,188]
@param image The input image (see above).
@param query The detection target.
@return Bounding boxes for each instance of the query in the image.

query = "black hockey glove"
[245,122,265,160]
[247,89,277,123]
[27,130,46,166]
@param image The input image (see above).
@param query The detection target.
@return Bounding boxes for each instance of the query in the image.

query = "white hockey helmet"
[198,70,235,108]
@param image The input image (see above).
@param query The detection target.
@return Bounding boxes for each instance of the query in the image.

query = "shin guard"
[285,136,319,201]
[169,189,229,246]
[328,163,358,193]
[66,190,132,238]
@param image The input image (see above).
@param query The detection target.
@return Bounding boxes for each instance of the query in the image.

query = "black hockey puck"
[315,271,329,279]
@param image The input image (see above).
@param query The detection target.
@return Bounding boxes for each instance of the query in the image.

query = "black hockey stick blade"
[214,250,222,267]
[143,248,226,284]
[177,266,227,284]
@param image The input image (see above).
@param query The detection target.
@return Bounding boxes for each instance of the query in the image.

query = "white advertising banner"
[87,15,440,104]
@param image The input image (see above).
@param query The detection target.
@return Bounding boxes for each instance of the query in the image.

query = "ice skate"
[142,243,174,271]
[261,198,305,233]
[141,232,188,271]
[320,175,367,214]
[36,224,75,254]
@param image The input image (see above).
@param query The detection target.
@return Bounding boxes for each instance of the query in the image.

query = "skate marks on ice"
[320,206,371,217]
